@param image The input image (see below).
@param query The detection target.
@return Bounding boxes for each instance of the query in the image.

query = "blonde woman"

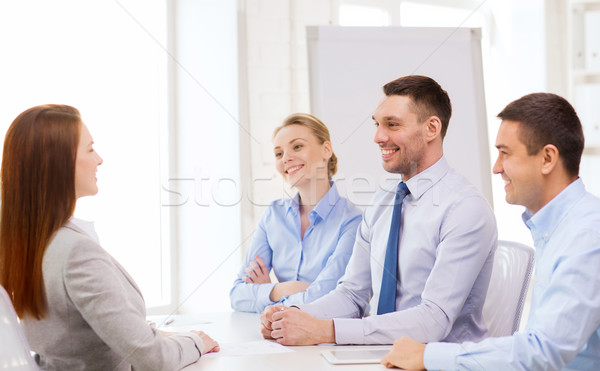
[230,113,361,313]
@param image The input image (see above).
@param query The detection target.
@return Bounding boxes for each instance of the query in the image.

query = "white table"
[148,312,393,371]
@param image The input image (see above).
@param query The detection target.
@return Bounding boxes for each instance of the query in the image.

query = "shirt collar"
[286,181,339,222]
[404,156,450,200]
[312,181,340,221]
[287,192,301,216]
[522,178,586,243]
[68,216,101,243]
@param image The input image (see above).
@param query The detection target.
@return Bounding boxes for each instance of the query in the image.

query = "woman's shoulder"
[41,224,113,293]
[46,223,107,264]
[53,222,100,247]
[333,195,362,219]
[328,183,361,215]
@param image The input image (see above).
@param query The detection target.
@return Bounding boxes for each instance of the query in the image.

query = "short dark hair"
[383,75,452,138]
[497,93,584,176]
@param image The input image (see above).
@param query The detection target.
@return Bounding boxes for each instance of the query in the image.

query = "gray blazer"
[22,222,205,371]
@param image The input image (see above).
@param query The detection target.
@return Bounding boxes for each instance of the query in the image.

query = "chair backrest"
[482,240,535,337]
[0,285,39,370]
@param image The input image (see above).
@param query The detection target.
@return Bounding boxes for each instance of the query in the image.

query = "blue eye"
[294,144,302,150]
[274,152,282,158]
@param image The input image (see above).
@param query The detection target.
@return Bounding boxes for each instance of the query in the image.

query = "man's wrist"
[318,319,336,343]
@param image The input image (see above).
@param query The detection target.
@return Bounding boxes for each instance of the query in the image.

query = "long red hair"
[0,104,80,319]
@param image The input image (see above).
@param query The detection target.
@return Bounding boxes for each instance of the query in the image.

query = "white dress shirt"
[298,157,497,345]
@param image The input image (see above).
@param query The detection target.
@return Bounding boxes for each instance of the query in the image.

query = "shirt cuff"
[423,342,461,371]
[256,283,277,310]
[332,318,364,344]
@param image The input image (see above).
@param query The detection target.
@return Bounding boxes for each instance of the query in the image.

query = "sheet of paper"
[203,340,294,358]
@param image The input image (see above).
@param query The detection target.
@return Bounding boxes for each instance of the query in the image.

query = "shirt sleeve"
[64,241,203,371]
[423,230,600,371]
[333,196,496,345]
[229,208,277,313]
[281,214,361,307]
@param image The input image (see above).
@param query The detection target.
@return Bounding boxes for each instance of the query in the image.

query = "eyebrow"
[372,115,403,122]
[274,138,307,149]
[495,144,508,150]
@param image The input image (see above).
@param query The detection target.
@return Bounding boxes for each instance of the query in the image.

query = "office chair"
[482,240,535,337]
[0,285,39,370]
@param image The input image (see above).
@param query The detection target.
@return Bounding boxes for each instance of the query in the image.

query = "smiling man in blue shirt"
[382,92,600,370]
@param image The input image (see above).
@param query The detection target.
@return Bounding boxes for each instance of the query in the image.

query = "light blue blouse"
[230,182,361,313]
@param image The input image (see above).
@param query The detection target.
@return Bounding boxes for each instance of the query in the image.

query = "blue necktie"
[377,182,410,315]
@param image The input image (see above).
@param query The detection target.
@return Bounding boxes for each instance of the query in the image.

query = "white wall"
[484,0,547,246]
[240,0,339,258]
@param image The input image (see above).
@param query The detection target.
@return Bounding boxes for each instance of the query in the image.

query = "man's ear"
[540,144,559,175]
[423,116,442,143]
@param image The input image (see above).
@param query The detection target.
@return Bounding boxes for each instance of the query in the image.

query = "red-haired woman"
[0,105,218,370]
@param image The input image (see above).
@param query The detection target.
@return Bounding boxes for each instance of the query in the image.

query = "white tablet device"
[321,349,390,365]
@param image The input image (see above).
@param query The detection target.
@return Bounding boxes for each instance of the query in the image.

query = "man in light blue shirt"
[260,75,497,345]
[382,92,600,370]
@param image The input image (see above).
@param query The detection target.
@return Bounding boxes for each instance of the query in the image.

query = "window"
[399,1,484,27]
[339,4,391,26]
[0,0,171,309]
